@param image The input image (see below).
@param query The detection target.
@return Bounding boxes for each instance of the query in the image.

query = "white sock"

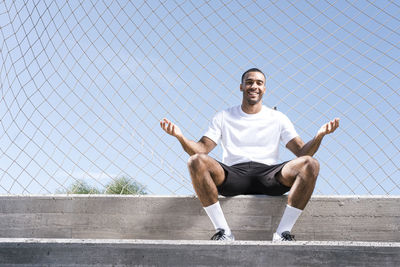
[276,204,302,235]
[203,201,231,235]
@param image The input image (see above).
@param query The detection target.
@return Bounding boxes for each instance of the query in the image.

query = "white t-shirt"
[204,105,298,166]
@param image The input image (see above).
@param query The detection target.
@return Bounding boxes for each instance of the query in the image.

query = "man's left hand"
[317,118,340,137]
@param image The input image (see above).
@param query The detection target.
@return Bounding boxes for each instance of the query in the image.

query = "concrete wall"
[0,195,399,241]
[1,239,399,267]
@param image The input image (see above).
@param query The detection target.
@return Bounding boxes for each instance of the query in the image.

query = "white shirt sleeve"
[203,111,223,144]
[279,112,299,146]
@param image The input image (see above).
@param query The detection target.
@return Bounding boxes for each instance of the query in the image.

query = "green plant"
[58,179,101,194]
[104,176,147,195]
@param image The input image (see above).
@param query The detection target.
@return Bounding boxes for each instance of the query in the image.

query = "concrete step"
[0,238,399,267]
[0,195,399,242]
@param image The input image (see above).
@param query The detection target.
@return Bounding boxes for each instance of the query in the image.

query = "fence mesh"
[1,0,399,195]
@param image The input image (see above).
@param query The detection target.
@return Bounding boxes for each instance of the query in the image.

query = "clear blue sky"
[0,0,399,195]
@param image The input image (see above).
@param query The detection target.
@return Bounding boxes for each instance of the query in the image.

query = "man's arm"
[286,118,340,157]
[160,118,217,156]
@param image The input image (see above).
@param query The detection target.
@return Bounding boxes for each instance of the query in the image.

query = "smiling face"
[240,71,266,106]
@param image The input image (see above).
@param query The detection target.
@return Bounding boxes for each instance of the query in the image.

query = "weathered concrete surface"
[0,238,399,267]
[0,195,399,241]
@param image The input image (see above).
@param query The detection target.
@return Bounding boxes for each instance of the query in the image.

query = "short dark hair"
[241,68,266,84]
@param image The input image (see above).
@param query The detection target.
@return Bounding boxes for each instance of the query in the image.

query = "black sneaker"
[210,228,235,241]
[272,231,296,242]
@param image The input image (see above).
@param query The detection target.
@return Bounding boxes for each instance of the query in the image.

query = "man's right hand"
[160,118,183,138]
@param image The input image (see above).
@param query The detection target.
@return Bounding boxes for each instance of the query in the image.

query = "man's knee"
[187,153,209,172]
[300,156,320,179]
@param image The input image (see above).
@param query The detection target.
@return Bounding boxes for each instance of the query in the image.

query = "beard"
[243,91,263,105]
[246,98,261,105]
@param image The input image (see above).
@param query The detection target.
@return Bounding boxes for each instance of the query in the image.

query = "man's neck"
[241,102,263,114]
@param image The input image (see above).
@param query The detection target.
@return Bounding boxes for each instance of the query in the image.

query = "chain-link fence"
[1,0,399,195]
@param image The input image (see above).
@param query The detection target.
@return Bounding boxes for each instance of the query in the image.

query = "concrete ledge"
[0,238,399,266]
[0,195,399,241]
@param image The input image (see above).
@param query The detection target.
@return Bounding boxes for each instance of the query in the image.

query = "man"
[160,68,339,241]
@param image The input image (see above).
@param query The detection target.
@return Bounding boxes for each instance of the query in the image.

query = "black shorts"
[217,161,291,197]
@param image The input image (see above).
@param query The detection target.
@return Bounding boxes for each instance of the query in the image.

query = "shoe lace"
[281,231,296,241]
[211,229,226,240]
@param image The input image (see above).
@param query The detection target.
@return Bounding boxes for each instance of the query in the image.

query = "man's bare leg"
[279,155,320,209]
[187,154,233,239]
[187,154,225,206]
[274,156,320,240]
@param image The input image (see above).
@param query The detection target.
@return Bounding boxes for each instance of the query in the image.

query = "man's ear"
[240,83,244,92]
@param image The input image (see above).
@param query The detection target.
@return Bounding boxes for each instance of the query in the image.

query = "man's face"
[240,71,266,105]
